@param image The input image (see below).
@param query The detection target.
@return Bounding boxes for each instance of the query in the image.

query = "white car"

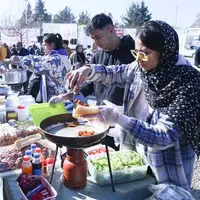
[180,46,198,58]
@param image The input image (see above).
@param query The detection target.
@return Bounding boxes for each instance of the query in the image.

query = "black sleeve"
[195,47,200,66]
[80,52,98,96]
[81,82,94,97]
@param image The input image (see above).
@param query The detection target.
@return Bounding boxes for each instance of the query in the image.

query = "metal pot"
[0,68,27,85]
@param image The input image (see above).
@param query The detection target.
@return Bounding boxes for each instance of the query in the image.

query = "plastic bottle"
[17,105,27,121]
[21,155,32,176]
[25,150,32,161]
[32,153,42,176]
[42,153,47,176]
[46,151,54,176]
[35,147,45,162]
[35,147,42,155]
[35,147,47,176]
[30,144,37,157]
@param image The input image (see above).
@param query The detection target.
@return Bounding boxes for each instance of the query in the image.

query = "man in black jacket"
[82,13,135,150]
[195,46,200,67]
[82,13,135,106]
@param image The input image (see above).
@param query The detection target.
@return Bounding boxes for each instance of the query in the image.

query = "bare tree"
[191,13,200,28]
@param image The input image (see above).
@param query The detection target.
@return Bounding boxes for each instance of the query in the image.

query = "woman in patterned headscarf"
[66,20,200,192]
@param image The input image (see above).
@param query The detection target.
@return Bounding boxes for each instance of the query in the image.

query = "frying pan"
[40,113,109,148]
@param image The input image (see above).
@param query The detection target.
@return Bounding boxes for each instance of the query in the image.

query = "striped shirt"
[88,61,195,191]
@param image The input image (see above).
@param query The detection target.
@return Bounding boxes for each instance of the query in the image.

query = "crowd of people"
[2,12,200,198]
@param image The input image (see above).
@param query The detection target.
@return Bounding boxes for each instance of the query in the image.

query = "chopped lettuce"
[90,151,143,172]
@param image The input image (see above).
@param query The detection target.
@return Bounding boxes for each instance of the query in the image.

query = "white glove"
[100,106,120,125]
[49,95,65,106]
[83,106,120,126]
[107,124,123,147]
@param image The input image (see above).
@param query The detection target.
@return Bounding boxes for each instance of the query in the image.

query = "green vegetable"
[90,151,143,172]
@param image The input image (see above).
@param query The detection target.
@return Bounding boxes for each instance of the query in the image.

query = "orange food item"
[64,121,79,127]
[74,99,84,106]
[78,130,95,137]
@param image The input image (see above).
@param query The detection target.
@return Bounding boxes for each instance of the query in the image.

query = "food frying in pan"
[64,121,79,127]
[78,130,95,137]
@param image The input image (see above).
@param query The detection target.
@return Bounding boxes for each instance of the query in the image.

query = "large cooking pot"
[0,68,27,85]
[40,113,109,148]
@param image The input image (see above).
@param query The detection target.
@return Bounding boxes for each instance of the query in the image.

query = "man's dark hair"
[84,13,114,36]
[63,40,69,45]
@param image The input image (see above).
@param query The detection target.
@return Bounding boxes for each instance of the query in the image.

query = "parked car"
[180,45,199,58]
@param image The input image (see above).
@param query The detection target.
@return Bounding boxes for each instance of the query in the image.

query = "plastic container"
[84,144,115,156]
[18,175,57,200]
[6,93,18,107]
[21,156,32,176]
[32,153,42,176]
[18,95,35,110]
[87,150,148,185]
[0,101,6,123]
[17,105,28,121]
[29,103,67,126]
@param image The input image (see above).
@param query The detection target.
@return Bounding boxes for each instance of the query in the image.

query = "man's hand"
[66,66,92,91]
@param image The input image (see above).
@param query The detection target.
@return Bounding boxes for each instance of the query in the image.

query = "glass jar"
[6,107,17,121]
[63,148,87,189]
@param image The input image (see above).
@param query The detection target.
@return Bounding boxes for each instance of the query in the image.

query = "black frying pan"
[39,113,109,148]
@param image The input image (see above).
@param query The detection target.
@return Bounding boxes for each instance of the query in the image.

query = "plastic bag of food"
[146,184,195,200]
[0,123,17,146]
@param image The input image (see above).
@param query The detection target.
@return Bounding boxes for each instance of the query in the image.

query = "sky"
[0,0,199,28]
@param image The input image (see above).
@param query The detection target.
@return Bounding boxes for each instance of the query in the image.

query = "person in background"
[84,45,91,54]
[82,13,135,150]
[67,20,200,192]
[10,44,17,56]
[28,46,35,55]
[16,42,29,56]
[63,40,72,57]
[70,44,88,70]
[84,42,99,62]
[194,46,200,67]
[82,13,135,106]
[3,43,11,58]
[33,44,41,55]
[11,33,71,101]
